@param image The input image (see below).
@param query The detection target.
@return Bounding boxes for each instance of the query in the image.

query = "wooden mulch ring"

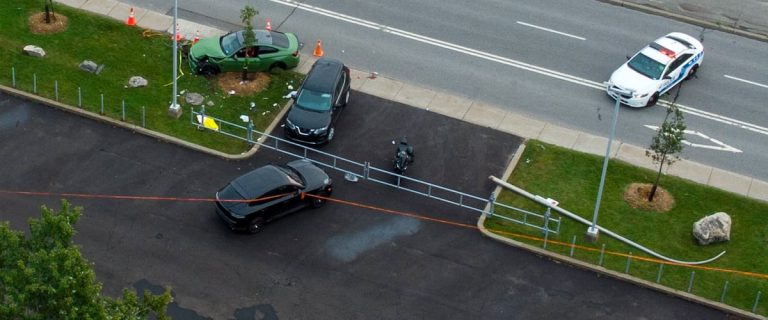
[28,12,69,34]
[216,72,271,96]
[623,183,675,212]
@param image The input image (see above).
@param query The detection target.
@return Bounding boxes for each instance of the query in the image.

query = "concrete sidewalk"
[54,0,768,203]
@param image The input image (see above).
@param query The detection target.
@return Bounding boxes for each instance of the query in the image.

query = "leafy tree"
[0,200,172,319]
[645,87,686,202]
[240,5,259,81]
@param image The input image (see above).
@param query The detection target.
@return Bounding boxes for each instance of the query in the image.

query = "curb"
[477,146,764,320]
[599,0,768,43]
[476,213,763,319]
[0,83,289,161]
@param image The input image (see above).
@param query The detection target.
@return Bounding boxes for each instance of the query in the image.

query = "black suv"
[284,58,351,144]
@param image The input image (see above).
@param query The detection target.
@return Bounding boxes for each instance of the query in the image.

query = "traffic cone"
[126,7,136,26]
[313,39,324,57]
[265,18,272,31]
[173,24,183,41]
[193,30,200,44]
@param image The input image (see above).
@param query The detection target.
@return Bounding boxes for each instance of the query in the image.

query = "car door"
[660,53,692,93]
[262,185,303,221]
[223,46,261,72]
[256,45,280,70]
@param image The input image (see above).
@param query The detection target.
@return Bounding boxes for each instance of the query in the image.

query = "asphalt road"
[0,91,730,319]
[123,0,768,181]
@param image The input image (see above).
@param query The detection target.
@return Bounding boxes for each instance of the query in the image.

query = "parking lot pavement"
[0,91,728,319]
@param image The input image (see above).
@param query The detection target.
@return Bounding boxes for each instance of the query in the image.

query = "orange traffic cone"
[173,24,183,41]
[265,18,272,31]
[193,30,200,44]
[126,7,136,26]
[313,40,324,57]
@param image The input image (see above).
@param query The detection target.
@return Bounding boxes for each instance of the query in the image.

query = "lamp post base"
[586,226,600,243]
[168,103,182,119]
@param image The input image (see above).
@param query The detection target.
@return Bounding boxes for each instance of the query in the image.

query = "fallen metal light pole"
[489,175,725,265]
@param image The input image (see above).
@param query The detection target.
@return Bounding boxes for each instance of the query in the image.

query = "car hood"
[608,64,660,95]
[287,160,330,191]
[189,36,227,59]
[287,105,331,130]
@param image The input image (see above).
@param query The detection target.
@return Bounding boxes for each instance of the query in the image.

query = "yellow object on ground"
[196,115,219,131]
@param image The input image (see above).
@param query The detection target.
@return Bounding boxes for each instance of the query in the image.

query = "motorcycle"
[393,137,415,174]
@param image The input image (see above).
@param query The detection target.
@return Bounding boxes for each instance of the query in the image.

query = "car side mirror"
[663,75,672,80]
[626,55,631,60]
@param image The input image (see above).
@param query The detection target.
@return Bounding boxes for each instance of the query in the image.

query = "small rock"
[692,212,732,245]
[128,76,148,88]
[206,101,215,107]
[23,45,45,57]
[79,60,104,74]
[185,92,204,105]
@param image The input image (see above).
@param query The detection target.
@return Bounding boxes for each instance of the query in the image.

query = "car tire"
[645,93,659,107]
[341,90,350,107]
[199,63,219,77]
[248,217,265,234]
[269,63,287,74]
[686,65,699,80]
[312,197,325,208]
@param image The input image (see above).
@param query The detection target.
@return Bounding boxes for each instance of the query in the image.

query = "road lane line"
[724,75,768,89]
[516,21,586,40]
[269,0,767,137]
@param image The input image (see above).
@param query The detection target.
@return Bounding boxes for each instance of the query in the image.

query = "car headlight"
[313,126,328,135]
[633,92,649,98]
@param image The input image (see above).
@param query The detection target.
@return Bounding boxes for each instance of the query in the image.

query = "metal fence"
[191,107,561,234]
[8,67,151,128]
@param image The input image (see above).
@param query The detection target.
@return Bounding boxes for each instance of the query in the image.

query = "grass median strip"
[486,140,768,315]
[0,1,303,154]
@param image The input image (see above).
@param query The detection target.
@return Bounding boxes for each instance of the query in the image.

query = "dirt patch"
[28,12,69,34]
[623,183,675,212]
[216,72,271,96]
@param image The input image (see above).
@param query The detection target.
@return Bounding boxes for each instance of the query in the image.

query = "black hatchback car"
[284,58,351,144]
[215,159,333,233]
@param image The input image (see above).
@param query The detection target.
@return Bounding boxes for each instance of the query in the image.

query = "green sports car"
[188,29,302,75]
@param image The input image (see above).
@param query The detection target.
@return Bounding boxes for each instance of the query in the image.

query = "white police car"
[606,32,703,107]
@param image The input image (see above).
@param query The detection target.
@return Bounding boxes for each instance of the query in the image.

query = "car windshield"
[220,32,243,56]
[295,89,332,112]
[627,53,666,80]
[277,166,305,186]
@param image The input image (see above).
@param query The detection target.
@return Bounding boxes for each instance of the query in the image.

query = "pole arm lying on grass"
[488,175,725,265]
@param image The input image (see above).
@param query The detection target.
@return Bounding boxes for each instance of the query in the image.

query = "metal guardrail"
[190,108,560,234]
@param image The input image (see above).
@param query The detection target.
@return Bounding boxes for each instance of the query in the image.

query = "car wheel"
[269,63,287,74]
[247,217,265,234]
[312,197,325,208]
[645,93,659,107]
[686,65,699,80]
[199,63,219,77]
[341,90,350,107]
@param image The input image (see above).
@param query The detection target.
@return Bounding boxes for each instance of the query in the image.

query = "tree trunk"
[649,153,667,202]
[241,65,248,82]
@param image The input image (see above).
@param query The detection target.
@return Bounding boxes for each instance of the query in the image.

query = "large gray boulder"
[23,45,46,58]
[692,212,732,245]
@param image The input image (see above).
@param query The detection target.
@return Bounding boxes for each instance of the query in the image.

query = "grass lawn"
[0,1,304,154]
[485,140,768,315]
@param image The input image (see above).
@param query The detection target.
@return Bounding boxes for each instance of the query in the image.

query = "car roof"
[235,30,284,46]
[230,165,296,199]
[302,58,345,93]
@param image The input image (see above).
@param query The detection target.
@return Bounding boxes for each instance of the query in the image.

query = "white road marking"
[516,21,586,40]
[269,0,767,137]
[644,125,742,153]
[724,75,768,89]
